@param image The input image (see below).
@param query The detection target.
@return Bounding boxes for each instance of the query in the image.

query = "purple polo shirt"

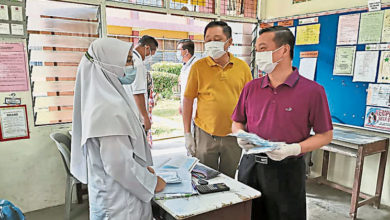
[232,67,333,144]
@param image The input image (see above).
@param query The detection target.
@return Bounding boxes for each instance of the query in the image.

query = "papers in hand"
[154,156,199,200]
[155,170,182,184]
[230,132,283,154]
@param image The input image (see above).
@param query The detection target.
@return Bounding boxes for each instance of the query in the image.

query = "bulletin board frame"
[262,6,390,128]
[0,105,30,141]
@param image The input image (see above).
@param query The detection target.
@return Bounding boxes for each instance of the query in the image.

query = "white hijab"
[71,38,152,184]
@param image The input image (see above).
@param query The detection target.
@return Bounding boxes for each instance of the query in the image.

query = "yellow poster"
[173,0,188,3]
[296,24,321,45]
[191,0,206,6]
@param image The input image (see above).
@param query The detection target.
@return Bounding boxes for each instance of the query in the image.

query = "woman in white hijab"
[70,38,166,220]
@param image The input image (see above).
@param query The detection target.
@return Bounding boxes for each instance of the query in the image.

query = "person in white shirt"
[124,35,158,132]
[177,39,198,155]
[71,38,166,220]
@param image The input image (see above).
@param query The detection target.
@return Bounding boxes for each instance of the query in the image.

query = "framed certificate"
[0,105,29,141]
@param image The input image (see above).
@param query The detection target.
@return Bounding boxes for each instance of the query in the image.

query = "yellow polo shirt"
[184,53,252,136]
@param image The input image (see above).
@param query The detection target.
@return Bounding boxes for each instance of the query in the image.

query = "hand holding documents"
[230,131,283,154]
[154,156,199,200]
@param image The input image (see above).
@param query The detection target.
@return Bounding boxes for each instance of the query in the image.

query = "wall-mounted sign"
[0,105,29,141]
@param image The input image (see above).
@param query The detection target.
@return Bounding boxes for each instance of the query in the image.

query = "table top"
[331,128,388,146]
[153,169,261,219]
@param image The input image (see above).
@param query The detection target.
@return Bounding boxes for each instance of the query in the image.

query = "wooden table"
[312,128,389,219]
[152,170,261,220]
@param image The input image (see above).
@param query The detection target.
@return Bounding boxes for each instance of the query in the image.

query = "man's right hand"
[236,129,256,151]
[155,176,166,193]
[178,106,182,115]
[184,133,196,156]
[144,117,151,131]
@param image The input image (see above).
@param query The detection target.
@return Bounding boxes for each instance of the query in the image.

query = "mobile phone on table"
[196,183,230,194]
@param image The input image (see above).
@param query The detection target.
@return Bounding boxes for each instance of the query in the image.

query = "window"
[27,0,99,125]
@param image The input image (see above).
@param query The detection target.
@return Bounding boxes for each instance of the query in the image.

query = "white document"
[11,24,24,35]
[368,0,381,12]
[378,51,390,83]
[353,51,379,82]
[367,84,390,107]
[289,27,296,36]
[11,6,23,21]
[0,23,9,34]
[299,58,317,80]
[0,107,28,139]
[298,17,318,25]
[333,46,356,76]
[337,14,360,45]
[0,5,8,20]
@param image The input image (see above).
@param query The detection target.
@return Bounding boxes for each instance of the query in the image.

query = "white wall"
[0,38,71,213]
[261,0,390,207]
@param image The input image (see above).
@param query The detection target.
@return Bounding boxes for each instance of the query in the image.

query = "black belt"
[253,153,303,165]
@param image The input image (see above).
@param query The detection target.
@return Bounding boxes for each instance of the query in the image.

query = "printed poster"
[352,51,379,82]
[333,46,356,76]
[0,43,29,92]
[358,11,384,44]
[367,84,390,107]
[378,51,390,83]
[296,24,320,45]
[381,9,390,42]
[364,106,390,131]
[337,14,360,45]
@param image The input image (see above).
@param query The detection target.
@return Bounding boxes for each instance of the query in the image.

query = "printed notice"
[364,106,390,131]
[0,5,8,20]
[333,46,356,76]
[358,11,384,44]
[296,24,320,45]
[0,23,9,34]
[10,6,23,21]
[367,84,390,107]
[0,43,28,92]
[378,51,390,83]
[382,10,390,42]
[299,58,317,80]
[0,106,29,141]
[353,51,379,82]
[11,24,23,35]
[337,14,360,45]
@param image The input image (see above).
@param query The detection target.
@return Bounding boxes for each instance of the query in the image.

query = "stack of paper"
[154,156,199,200]
[160,156,199,172]
[229,132,283,154]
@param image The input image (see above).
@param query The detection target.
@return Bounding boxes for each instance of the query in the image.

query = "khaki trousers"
[194,125,242,178]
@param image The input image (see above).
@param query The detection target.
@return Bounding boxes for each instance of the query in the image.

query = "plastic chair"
[49,133,87,220]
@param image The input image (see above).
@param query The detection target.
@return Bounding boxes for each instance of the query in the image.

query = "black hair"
[204,21,232,39]
[138,35,158,49]
[259,26,295,59]
[178,39,194,56]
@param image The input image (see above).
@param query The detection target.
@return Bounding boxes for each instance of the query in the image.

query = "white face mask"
[144,47,153,64]
[256,46,284,74]
[176,50,183,62]
[205,39,229,59]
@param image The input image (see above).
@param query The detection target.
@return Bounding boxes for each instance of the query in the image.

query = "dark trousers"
[238,154,307,220]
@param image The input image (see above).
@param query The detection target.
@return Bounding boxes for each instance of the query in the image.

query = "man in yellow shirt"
[182,21,252,178]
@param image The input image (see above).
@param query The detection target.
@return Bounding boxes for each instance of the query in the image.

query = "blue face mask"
[118,66,137,85]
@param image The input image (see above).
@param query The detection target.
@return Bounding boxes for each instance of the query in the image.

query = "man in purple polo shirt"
[231,26,333,220]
